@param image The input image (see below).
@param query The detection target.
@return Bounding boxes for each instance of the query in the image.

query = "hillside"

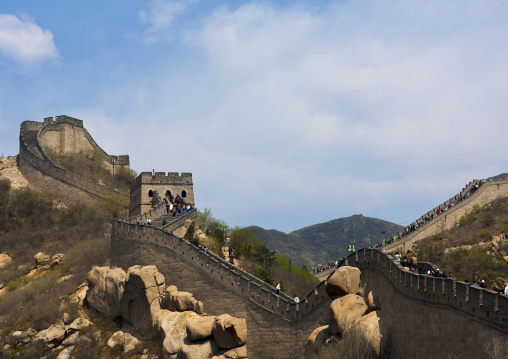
[247,214,402,268]
[412,197,508,287]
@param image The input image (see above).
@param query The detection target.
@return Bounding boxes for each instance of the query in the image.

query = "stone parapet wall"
[111,221,508,358]
[383,178,508,251]
[343,248,508,332]
[19,120,129,203]
[111,221,330,359]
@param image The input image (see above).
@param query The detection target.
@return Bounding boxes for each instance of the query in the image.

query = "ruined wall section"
[19,120,129,203]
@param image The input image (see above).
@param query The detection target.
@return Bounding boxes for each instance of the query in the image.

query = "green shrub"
[472,203,481,212]
[500,224,508,234]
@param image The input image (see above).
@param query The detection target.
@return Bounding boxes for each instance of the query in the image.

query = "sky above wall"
[1,1,508,236]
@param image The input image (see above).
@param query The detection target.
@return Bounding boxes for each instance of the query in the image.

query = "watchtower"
[129,171,195,217]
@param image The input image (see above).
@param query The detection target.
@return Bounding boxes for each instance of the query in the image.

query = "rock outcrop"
[325,266,361,300]
[305,266,383,358]
[86,266,126,317]
[85,265,248,358]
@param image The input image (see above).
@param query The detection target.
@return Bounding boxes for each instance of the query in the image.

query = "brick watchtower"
[129,171,194,217]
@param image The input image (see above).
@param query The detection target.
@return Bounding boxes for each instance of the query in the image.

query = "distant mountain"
[247,214,402,268]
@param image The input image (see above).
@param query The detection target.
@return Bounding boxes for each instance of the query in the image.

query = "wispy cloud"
[137,0,198,43]
[0,14,58,64]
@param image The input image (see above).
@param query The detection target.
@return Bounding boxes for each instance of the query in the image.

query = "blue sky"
[1,0,508,233]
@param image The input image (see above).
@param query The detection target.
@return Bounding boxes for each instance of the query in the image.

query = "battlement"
[18,117,130,204]
[44,115,83,128]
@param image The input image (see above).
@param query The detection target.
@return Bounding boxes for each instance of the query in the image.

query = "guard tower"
[129,171,195,217]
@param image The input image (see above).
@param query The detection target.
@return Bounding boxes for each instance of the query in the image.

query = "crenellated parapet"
[111,219,508,358]
[382,177,508,251]
[129,172,195,217]
[18,117,130,203]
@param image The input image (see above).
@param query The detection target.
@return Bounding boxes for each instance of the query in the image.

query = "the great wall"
[15,116,508,358]
[18,116,130,203]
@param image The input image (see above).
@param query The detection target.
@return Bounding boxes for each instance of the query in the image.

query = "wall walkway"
[111,220,508,358]
[18,119,129,203]
[382,177,508,252]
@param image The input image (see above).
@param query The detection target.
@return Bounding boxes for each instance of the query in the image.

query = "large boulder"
[224,345,248,358]
[34,252,51,268]
[154,310,196,357]
[326,266,361,300]
[0,253,12,269]
[120,265,166,335]
[178,339,218,359]
[161,286,203,314]
[212,314,247,349]
[86,266,126,317]
[34,323,66,347]
[304,325,331,359]
[186,315,216,341]
[107,330,141,353]
[347,311,382,356]
[329,294,368,335]
[366,290,381,312]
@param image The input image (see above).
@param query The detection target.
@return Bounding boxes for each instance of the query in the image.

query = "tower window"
[182,190,187,197]
[148,190,153,197]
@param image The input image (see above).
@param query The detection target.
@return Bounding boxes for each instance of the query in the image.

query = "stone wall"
[383,178,508,251]
[18,119,130,204]
[130,172,195,217]
[111,222,508,358]
[350,249,508,357]
[111,222,330,359]
[39,115,129,175]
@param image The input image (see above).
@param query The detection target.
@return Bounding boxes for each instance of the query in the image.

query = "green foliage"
[472,203,481,212]
[7,275,31,291]
[253,264,274,285]
[248,214,403,268]
[197,207,214,229]
[2,327,12,336]
[459,216,467,226]
[479,228,491,237]
[500,224,508,234]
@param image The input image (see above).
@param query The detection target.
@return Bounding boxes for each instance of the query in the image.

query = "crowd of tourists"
[163,194,192,217]
[374,181,484,248]
[314,260,339,274]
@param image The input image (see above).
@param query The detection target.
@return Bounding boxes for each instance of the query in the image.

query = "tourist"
[275,282,280,295]
[162,219,167,226]
[504,283,508,295]
[138,219,143,225]
[294,296,300,303]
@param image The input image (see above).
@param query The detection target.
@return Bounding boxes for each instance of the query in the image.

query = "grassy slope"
[248,214,402,268]
[412,197,508,286]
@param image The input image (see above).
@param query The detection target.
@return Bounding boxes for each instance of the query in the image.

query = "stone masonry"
[111,222,508,359]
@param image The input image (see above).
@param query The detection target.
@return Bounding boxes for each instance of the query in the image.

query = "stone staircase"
[152,210,193,228]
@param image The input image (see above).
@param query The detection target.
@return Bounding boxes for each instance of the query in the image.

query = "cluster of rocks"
[172,219,208,246]
[86,264,248,359]
[304,266,382,358]
[2,313,94,359]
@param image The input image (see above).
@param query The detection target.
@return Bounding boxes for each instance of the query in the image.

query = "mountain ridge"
[247,214,402,268]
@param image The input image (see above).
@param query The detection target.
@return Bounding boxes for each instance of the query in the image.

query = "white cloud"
[137,0,198,43]
[0,14,58,63]
[91,0,508,231]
